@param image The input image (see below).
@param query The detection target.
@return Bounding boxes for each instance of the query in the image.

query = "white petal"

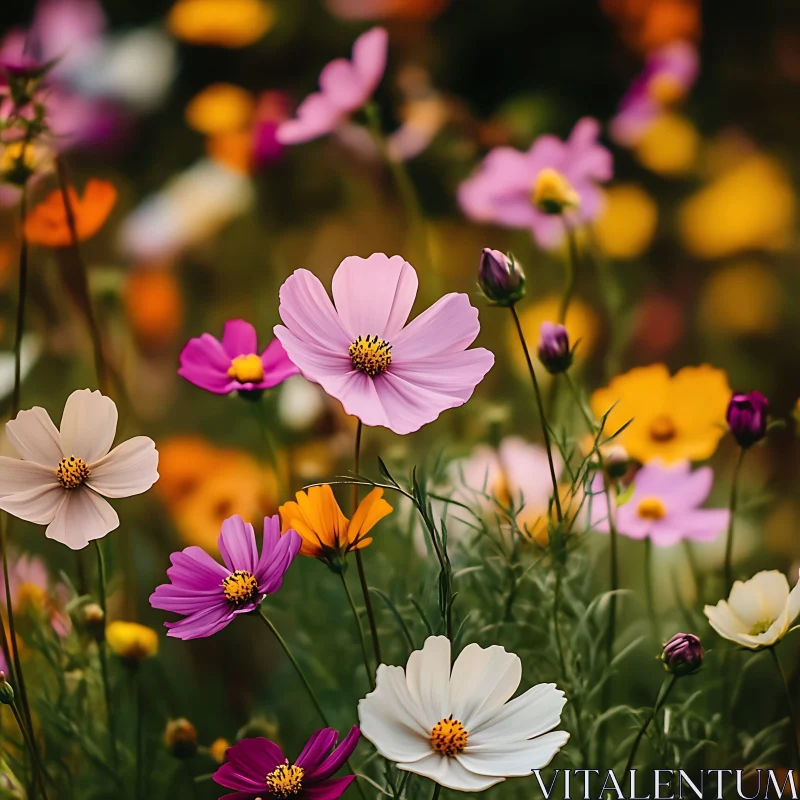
[398,753,504,792]
[6,407,61,465]
[59,389,118,462]
[470,684,567,744]
[458,730,570,776]
[449,643,521,727]
[45,488,119,550]
[405,636,451,727]
[0,483,64,524]
[0,457,58,498]
[358,665,432,763]
[87,437,159,498]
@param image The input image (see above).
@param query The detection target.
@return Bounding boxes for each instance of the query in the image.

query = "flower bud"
[106,620,159,665]
[601,445,631,481]
[477,249,526,307]
[536,322,572,374]
[0,673,14,705]
[209,737,231,764]
[661,632,703,676]
[531,168,580,215]
[726,391,768,449]
[82,603,105,641]
[165,718,198,759]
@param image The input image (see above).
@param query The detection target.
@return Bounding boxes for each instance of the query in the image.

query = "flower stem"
[724,448,746,594]
[430,783,442,800]
[352,420,382,668]
[769,647,800,771]
[249,398,286,501]
[559,222,578,324]
[623,674,678,777]
[135,669,144,800]
[339,572,375,690]
[509,306,562,522]
[9,695,50,799]
[93,539,119,769]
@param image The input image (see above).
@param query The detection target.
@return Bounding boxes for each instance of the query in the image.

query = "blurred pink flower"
[589,460,729,547]
[458,117,613,249]
[276,27,388,145]
[610,41,699,146]
[274,253,494,435]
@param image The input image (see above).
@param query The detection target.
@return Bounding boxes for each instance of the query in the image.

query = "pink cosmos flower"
[1,552,71,636]
[458,118,613,249]
[276,27,388,145]
[589,460,729,547]
[610,41,699,147]
[273,253,494,435]
[178,319,299,395]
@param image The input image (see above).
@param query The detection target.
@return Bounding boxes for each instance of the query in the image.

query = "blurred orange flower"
[168,0,274,47]
[186,84,255,136]
[591,364,731,464]
[602,0,700,53]
[124,270,185,350]
[24,180,117,248]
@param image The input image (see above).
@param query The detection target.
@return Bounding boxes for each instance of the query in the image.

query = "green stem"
[509,306,562,522]
[553,563,567,680]
[623,674,678,777]
[93,540,119,769]
[249,398,286,500]
[724,448,746,594]
[9,697,49,799]
[135,670,144,800]
[769,647,800,772]
[352,420,382,668]
[430,783,442,800]
[559,223,578,324]
[339,572,375,690]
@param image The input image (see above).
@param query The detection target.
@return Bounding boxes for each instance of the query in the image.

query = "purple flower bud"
[726,391,769,449]
[536,322,572,374]
[661,632,703,676]
[477,248,526,307]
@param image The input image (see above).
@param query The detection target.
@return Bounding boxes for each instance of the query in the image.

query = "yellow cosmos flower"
[279,485,392,567]
[168,0,275,47]
[185,83,255,136]
[593,184,658,259]
[590,364,731,464]
[106,621,159,663]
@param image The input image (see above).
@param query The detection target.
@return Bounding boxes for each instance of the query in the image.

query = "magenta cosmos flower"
[273,253,494,435]
[178,319,299,395]
[276,27,387,145]
[458,118,612,249]
[149,515,301,640]
[214,727,360,800]
[590,460,729,547]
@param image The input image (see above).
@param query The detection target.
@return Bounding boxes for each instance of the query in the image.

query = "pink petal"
[45,488,119,550]
[0,483,64,525]
[87,436,159,498]
[59,389,118,462]
[0,457,58,497]
[178,334,235,394]
[276,93,342,145]
[351,26,388,99]
[258,338,300,388]
[6,407,62,465]
[273,327,352,382]
[319,58,365,111]
[316,370,388,427]
[389,349,494,403]
[331,253,418,340]
[221,319,258,358]
[218,515,258,573]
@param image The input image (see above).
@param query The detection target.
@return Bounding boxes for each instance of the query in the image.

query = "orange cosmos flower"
[279,485,392,568]
[24,179,117,248]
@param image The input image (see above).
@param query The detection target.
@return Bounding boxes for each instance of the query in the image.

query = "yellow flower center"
[637,497,667,520]
[56,457,90,490]
[430,716,469,756]
[349,335,392,377]
[649,414,677,442]
[531,168,580,215]
[222,570,259,604]
[227,353,265,383]
[265,763,304,797]
[749,619,774,636]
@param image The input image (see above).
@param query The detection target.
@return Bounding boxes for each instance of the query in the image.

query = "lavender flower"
[477,248,526,307]
[537,322,572,374]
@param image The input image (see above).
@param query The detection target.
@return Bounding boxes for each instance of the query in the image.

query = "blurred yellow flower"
[635,112,699,175]
[168,0,274,47]
[593,184,658,259]
[698,261,781,336]
[590,364,731,464]
[279,485,392,566]
[186,83,255,136]
[106,621,159,663]
[507,295,599,377]
[678,154,796,259]
[209,737,231,763]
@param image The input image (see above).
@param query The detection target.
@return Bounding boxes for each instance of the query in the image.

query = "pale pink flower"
[274,253,494,435]
[0,389,159,550]
[276,27,388,145]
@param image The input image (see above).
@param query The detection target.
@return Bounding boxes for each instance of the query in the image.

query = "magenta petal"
[295,729,339,773]
[216,738,284,789]
[392,293,480,360]
[221,319,258,358]
[164,603,235,640]
[259,338,300,388]
[258,529,301,593]
[308,727,360,781]
[218,515,259,573]
[304,775,356,800]
[165,546,229,586]
[178,334,234,394]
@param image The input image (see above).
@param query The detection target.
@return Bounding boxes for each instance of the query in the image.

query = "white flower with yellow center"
[704,569,800,649]
[358,636,569,792]
[0,389,159,550]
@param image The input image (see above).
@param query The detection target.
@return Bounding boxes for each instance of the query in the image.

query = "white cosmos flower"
[704,569,800,649]
[0,389,159,550]
[358,635,569,792]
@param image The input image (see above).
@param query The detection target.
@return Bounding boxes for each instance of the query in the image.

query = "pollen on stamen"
[265,762,304,797]
[56,456,90,490]
[349,335,392,377]
[430,716,469,757]
[222,570,259,604]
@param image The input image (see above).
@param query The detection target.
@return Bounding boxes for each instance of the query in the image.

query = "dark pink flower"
[178,319,299,395]
[726,391,769,449]
[214,728,360,800]
[276,27,388,145]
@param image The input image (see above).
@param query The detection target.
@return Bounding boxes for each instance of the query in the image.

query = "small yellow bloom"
[168,0,275,47]
[634,112,699,176]
[593,184,658,259]
[106,621,159,663]
[590,364,731,464]
[209,737,230,763]
[185,83,255,136]
[531,168,580,215]
[280,485,392,567]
